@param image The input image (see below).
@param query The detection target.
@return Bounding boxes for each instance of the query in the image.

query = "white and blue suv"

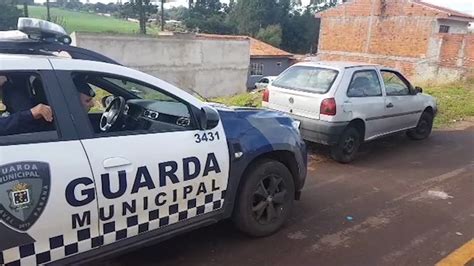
[0,19,307,265]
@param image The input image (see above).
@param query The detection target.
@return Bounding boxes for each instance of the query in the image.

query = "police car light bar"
[17,17,72,45]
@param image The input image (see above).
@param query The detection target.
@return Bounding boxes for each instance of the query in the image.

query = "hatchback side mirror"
[199,106,220,130]
[414,86,423,94]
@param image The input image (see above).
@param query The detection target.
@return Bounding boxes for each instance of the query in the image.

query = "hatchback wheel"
[331,127,361,163]
[407,111,433,140]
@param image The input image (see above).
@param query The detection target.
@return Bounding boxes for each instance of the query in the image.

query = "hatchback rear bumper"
[291,114,349,145]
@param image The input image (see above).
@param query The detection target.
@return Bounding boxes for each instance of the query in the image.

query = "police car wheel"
[233,159,295,237]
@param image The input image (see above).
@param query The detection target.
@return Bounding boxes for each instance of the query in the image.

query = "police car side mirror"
[199,106,220,130]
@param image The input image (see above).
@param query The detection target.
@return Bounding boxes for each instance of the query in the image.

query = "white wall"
[71,32,250,98]
[436,19,470,34]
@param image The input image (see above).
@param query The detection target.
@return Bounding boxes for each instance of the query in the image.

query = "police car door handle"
[103,157,132,169]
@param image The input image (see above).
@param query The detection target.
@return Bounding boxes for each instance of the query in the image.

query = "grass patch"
[423,80,474,128]
[211,91,263,108]
[26,6,158,34]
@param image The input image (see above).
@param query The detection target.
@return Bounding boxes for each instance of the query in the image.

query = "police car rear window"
[0,72,59,144]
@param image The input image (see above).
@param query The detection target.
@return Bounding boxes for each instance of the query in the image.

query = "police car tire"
[232,159,295,237]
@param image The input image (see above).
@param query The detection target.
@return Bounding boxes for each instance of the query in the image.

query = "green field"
[26,6,158,34]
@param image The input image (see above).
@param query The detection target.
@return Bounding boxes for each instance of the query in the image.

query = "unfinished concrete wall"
[71,32,250,98]
[436,19,470,34]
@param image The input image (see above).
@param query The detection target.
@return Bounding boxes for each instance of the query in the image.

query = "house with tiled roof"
[197,34,293,89]
[315,0,474,82]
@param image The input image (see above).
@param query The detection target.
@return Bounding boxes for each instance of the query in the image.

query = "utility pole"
[46,0,51,21]
[137,0,146,34]
[23,0,29,17]
[161,0,164,31]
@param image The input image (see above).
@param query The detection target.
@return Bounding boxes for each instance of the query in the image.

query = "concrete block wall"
[71,32,250,98]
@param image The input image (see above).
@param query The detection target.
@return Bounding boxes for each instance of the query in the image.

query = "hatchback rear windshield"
[272,66,338,93]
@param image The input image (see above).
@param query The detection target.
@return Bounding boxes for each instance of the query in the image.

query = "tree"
[0,3,22,30]
[46,0,51,21]
[279,8,318,54]
[115,0,156,34]
[256,25,282,47]
[137,0,146,34]
[184,0,236,34]
[160,0,165,31]
[20,0,34,17]
[167,6,189,21]
[229,0,291,36]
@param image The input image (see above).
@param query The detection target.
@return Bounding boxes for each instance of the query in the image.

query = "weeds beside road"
[423,80,474,128]
[211,80,474,128]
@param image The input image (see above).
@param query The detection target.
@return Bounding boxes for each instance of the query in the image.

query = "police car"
[0,19,307,265]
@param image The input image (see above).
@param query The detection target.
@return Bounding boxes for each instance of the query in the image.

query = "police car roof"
[0,53,63,60]
[0,18,120,66]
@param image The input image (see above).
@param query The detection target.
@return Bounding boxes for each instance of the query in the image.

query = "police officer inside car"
[73,75,96,113]
[0,75,53,136]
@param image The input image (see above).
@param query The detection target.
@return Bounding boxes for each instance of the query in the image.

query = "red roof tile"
[196,33,293,58]
[412,1,473,20]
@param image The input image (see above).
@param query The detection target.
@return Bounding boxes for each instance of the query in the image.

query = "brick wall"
[439,34,474,68]
[319,18,370,53]
[368,17,433,57]
[316,0,473,81]
[318,0,439,58]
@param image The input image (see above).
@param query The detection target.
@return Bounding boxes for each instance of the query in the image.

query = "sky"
[33,0,474,16]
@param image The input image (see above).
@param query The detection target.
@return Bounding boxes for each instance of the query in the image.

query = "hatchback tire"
[331,127,361,163]
[233,159,295,237]
[407,111,433,140]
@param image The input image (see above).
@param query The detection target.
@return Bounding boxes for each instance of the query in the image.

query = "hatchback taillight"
[262,88,270,102]
[320,98,336,116]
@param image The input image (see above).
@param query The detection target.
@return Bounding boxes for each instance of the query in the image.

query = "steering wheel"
[100,96,126,132]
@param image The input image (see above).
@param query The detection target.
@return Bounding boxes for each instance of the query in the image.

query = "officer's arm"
[0,110,34,136]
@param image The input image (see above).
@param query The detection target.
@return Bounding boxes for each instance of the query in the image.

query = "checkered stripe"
[0,190,226,265]
[102,190,227,245]
[0,227,102,266]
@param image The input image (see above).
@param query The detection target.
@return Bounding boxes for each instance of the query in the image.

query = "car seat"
[2,75,35,113]
[348,76,370,97]
[30,76,49,105]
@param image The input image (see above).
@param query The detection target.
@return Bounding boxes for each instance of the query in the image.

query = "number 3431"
[194,131,220,143]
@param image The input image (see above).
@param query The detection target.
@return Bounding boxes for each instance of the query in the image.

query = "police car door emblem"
[0,161,51,231]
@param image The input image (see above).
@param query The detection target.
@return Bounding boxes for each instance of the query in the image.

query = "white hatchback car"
[262,61,437,163]
[253,76,278,91]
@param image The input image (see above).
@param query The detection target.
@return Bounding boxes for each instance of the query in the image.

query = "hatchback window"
[272,66,338,93]
[382,71,411,96]
[347,70,382,97]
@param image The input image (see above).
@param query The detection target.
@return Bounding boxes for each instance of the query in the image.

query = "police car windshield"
[103,77,176,102]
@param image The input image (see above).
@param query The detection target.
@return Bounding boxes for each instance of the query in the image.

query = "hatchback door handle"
[386,103,394,108]
[103,157,132,169]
